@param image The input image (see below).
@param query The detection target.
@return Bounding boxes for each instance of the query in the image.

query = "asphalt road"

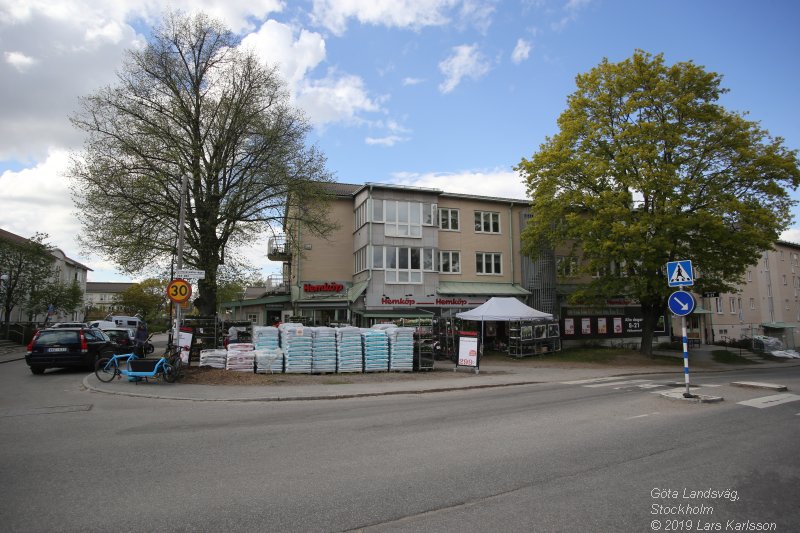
[1,360,798,532]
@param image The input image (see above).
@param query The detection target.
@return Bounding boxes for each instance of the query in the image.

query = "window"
[747,270,752,282]
[474,211,500,233]
[247,313,258,324]
[354,246,368,273]
[372,199,383,222]
[476,252,502,275]
[715,297,723,313]
[440,251,461,274]
[384,201,423,237]
[439,208,460,231]
[783,274,788,285]
[780,251,784,261]
[556,256,578,277]
[382,246,435,284]
[355,201,368,229]
[729,297,738,314]
[750,298,755,310]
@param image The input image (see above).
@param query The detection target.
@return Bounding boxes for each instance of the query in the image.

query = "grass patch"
[711,350,758,365]
[482,346,681,366]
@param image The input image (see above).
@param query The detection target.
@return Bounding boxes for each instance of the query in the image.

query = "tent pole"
[478,319,483,374]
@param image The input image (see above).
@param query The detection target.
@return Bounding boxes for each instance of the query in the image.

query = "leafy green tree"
[517,50,800,355]
[69,10,336,316]
[0,232,57,326]
[27,280,83,323]
[114,279,169,323]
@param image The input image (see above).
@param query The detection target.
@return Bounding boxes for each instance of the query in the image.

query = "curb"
[82,374,545,402]
[731,381,788,392]
[658,391,724,403]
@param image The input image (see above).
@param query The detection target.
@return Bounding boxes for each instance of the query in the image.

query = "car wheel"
[30,366,45,375]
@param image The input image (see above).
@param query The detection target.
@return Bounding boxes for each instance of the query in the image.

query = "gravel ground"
[180,351,683,386]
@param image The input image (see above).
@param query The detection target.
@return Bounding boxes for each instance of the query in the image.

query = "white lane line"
[625,412,661,420]
[585,379,653,388]
[737,393,800,409]
[561,377,624,385]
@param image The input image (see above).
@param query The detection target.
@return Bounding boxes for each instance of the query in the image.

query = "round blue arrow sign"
[668,291,696,316]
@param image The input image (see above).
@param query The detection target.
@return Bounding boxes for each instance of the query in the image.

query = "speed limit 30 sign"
[166,278,192,303]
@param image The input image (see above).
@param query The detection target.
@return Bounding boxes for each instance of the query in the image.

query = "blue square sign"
[667,260,694,287]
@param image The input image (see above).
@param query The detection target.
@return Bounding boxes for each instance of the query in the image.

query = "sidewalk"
[4,343,797,402]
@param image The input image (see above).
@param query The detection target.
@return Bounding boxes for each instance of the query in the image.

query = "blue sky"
[1,0,799,282]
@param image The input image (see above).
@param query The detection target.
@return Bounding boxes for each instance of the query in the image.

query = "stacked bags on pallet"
[362,328,389,372]
[336,327,363,372]
[199,349,227,369]
[311,327,337,373]
[281,323,313,373]
[226,342,256,372]
[253,325,284,373]
[386,327,415,371]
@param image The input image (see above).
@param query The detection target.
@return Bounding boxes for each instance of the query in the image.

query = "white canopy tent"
[455,298,554,367]
[456,297,553,322]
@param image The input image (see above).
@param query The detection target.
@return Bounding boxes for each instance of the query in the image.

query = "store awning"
[437,281,530,296]
[692,305,713,314]
[354,309,435,319]
[220,294,290,309]
[761,322,796,329]
[347,281,368,302]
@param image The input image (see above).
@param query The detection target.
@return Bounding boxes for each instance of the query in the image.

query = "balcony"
[267,236,292,262]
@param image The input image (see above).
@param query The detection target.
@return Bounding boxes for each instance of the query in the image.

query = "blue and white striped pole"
[681,313,691,397]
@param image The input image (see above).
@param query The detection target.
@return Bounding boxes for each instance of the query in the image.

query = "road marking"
[737,393,800,409]
[561,377,624,385]
[625,412,660,420]
[585,379,652,388]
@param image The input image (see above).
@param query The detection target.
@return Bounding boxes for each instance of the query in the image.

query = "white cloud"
[365,135,409,147]
[0,149,85,260]
[311,0,455,35]
[296,73,383,128]
[402,77,425,86]
[781,228,800,245]
[511,38,532,64]
[438,44,491,93]
[552,0,592,31]
[392,168,527,199]
[241,19,327,88]
[4,51,38,71]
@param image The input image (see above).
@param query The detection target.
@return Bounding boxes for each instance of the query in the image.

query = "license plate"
[47,347,68,352]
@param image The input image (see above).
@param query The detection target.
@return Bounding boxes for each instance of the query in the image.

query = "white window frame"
[715,297,723,314]
[384,200,423,238]
[729,297,738,314]
[439,251,461,274]
[474,211,500,234]
[476,252,502,275]
[439,208,460,231]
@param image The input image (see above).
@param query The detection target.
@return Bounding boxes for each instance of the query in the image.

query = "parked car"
[26,327,114,374]
[102,327,136,354]
[50,322,89,328]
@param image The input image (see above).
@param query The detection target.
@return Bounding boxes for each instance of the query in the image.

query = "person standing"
[134,323,148,354]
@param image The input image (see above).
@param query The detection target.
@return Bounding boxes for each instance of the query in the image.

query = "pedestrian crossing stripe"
[737,393,800,409]
[667,260,694,287]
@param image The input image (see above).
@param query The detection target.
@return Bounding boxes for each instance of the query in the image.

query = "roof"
[1,227,92,271]
[457,297,553,322]
[86,282,135,293]
[319,182,363,197]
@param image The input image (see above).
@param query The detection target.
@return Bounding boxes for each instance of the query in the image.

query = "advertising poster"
[581,318,592,335]
[564,318,575,335]
[548,324,560,338]
[597,317,607,335]
[178,329,193,364]
[458,336,479,367]
[613,317,623,334]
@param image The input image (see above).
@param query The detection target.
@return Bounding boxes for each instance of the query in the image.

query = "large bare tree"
[70,11,335,315]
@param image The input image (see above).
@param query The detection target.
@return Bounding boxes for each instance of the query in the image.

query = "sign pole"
[172,172,190,352]
[680,294,692,398]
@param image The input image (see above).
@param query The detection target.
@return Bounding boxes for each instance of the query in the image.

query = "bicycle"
[95,343,183,384]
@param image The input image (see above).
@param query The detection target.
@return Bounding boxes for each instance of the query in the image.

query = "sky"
[1,0,799,283]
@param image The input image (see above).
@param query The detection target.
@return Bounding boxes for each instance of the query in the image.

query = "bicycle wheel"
[163,356,183,383]
[95,357,118,383]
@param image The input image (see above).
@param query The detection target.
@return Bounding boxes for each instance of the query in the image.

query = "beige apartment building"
[268,182,538,327]
[689,240,800,349]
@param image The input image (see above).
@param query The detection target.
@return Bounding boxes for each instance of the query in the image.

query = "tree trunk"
[638,301,663,357]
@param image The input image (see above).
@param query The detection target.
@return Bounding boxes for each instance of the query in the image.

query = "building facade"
[271,182,536,326]
[85,282,136,318]
[0,228,91,324]
[688,241,800,349]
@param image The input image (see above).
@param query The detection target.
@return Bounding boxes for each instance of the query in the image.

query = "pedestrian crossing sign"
[667,260,694,287]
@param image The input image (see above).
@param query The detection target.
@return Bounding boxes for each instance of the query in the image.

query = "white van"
[104,316,145,338]
[89,320,117,330]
